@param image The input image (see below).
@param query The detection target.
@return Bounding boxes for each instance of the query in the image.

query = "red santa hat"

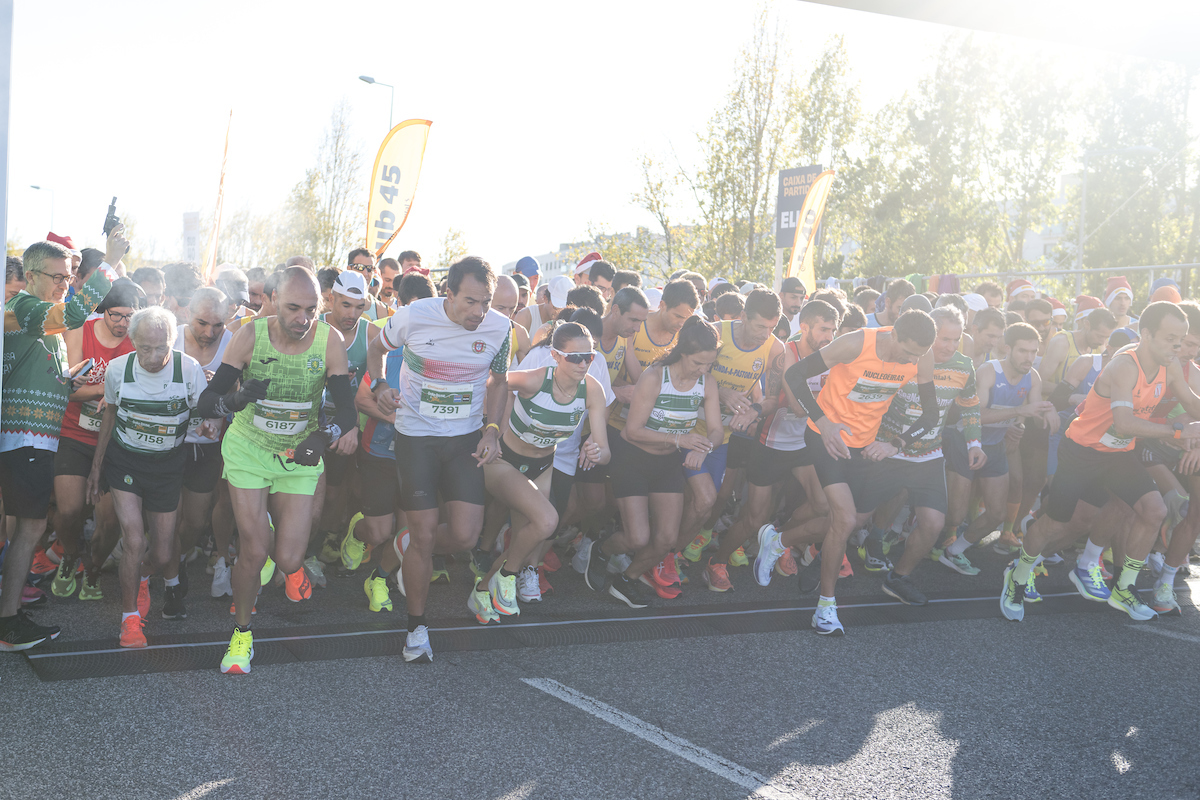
[1048,298,1067,320]
[1006,279,1036,302]
[1074,294,1104,320]
[1104,276,1133,308]
[46,231,79,254]
[573,252,603,276]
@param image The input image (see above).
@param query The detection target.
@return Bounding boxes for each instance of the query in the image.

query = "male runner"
[367,256,512,663]
[346,247,391,321]
[198,267,358,674]
[865,279,915,328]
[1001,301,1200,622]
[784,310,939,634]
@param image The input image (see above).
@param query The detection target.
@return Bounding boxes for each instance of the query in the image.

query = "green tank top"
[508,365,587,449]
[228,318,331,452]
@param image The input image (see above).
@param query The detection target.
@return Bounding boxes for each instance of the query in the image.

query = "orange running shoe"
[229,602,257,615]
[639,572,682,599]
[49,540,65,562]
[659,552,681,586]
[137,578,150,618]
[542,549,562,573]
[839,555,854,579]
[29,548,58,576]
[703,559,733,592]
[775,547,798,577]
[119,615,146,648]
[537,565,553,595]
[285,568,312,602]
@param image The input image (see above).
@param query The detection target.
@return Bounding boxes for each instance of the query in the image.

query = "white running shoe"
[210,557,232,598]
[610,553,632,574]
[402,625,433,663]
[753,524,785,587]
[812,603,844,635]
[517,565,542,603]
[488,570,520,616]
[468,583,500,624]
[571,536,593,575]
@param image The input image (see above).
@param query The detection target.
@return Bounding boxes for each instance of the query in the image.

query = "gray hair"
[189,286,230,318]
[930,306,964,330]
[129,306,178,345]
[215,265,247,284]
[23,241,72,276]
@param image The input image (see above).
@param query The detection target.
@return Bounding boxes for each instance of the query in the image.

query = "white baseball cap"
[962,293,989,312]
[333,269,369,299]
[643,287,663,309]
[548,275,574,308]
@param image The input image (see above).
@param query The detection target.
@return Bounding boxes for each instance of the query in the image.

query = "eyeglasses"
[348,263,376,274]
[33,271,72,286]
[552,348,595,365]
[106,310,134,322]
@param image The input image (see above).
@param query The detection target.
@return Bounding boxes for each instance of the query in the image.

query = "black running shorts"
[323,449,352,488]
[608,432,686,498]
[182,442,224,494]
[0,446,56,518]
[550,468,574,518]
[854,456,948,515]
[803,425,867,489]
[101,442,186,514]
[726,434,755,470]
[946,436,1008,480]
[394,430,485,512]
[357,447,399,518]
[1044,437,1159,523]
[746,441,815,488]
[53,436,96,479]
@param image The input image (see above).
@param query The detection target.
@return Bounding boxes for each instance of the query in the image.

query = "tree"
[434,228,469,273]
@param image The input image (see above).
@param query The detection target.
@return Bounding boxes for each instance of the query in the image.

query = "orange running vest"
[1066,349,1165,453]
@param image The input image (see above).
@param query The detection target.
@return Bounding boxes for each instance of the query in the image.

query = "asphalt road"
[2,548,1199,800]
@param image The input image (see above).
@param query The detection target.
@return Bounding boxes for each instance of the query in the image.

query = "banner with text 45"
[366,119,433,258]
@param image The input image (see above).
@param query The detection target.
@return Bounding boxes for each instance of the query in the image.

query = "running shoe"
[0,609,60,652]
[1146,551,1165,579]
[488,570,520,616]
[1107,586,1157,621]
[403,625,433,663]
[29,547,58,576]
[119,614,147,648]
[681,529,712,562]
[21,584,47,608]
[882,571,928,606]
[341,526,367,572]
[78,573,103,601]
[162,585,187,620]
[999,563,1026,622]
[611,553,633,574]
[582,539,610,592]
[494,523,511,556]
[859,537,890,573]
[839,555,854,579]
[607,572,650,609]
[570,536,592,574]
[221,628,254,674]
[229,602,257,615]
[1024,571,1042,603]
[801,545,819,567]
[471,547,494,581]
[537,565,553,596]
[729,546,749,567]
[318,532,340,565]
[469,582,499,624]
[938,550,980,576]
[51,558,78,598]
[753,524,785,587]
[303,556,327,589]
[517,565,542,603]
[285,568,312,602]
[929,546,945,563]
[260,556,276,587]
[992,530,1022,555]
[674,553,690,585]
[798,552,822,595]
[430,556,450,584]
[206,551,220,576]
[211,557,232,598]
[541,549,562,573]
[137,578,150,619]
[659,553,681,587]
[703,560,733,592]
[363,574,393,612]
[639,573,682,599]
[1069,564,1111,602]
[775,547,798,577]
[1151,582,1182,616]
[811,603,844,635]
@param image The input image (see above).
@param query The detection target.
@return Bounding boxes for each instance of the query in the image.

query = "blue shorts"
[684,441,729,491]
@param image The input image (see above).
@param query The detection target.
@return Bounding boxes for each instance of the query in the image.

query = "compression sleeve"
[323,373,358,442]
[1048,380,1078,412]
[784,352,828,422]
[197,363,244,419]
[898,381,940,446]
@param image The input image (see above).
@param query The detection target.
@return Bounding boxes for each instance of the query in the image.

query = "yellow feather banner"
[786,169,835,289]
[366,119,432,258]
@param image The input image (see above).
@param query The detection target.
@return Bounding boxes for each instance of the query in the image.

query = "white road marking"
[1129,626,1200,644]
[521,677,802,800]
[171,779,235,800]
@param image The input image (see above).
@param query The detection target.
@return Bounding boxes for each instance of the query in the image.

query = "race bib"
[419,381,473,420]
[79,401,103,432]
[650,409,696,433]
[1099,426,1133,451]
[252,399,310,436]
[847,377,900,404]
[121,411,181,452]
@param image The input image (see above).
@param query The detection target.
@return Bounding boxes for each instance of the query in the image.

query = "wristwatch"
[890,437,905,450]
[1173,421,1185,440]
[370,378,386,393]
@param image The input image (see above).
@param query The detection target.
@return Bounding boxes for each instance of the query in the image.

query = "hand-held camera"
[103,197,120,236]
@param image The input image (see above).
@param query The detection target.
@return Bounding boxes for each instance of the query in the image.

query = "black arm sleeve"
[784,351,828,422]
[324,374,358,441]
[1048,380,1078,412]
[197,363,244,419]
[898,381,940,446]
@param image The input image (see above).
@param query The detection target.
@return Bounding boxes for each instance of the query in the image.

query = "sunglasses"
[349,263,376,274]
[553,348,595,365]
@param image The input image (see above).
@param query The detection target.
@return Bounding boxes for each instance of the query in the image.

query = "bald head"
[285,255,315,269]
[493,274,519,319]
[275,267,321,341]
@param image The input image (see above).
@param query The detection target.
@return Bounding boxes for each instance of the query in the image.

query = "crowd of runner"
[2,228,1198,673]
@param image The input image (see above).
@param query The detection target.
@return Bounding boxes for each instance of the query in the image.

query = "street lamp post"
[1075,146,1160,294]
[358,75,394,131]
[30,184,53,231]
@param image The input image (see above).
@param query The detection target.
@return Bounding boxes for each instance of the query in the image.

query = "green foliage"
[434,228,469,273]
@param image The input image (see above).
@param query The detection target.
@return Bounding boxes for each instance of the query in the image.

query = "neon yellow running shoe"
[363,574,393,612]
[78,572,103,601]
[729,546,749,567]
[682,529,713,562]
[220,628,254,675]
[430,555,450,584]
[341,516,367,571]
[260,556,275,587]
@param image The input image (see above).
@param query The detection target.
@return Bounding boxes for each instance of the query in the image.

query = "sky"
[6,0,1194,267]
